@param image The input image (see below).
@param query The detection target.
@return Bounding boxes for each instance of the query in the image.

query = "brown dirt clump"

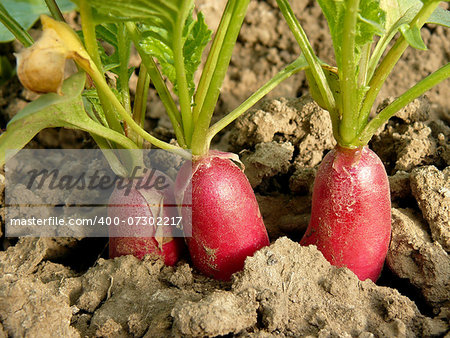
[230,96,336,166]
[0,276,78,337]
[172,291,258,336]
[2,236,448,337]
[232,237,446,337]
[0,238,79,337]
[240,141,294,188]
[371,97,449,174]
[387,208,450,311]
[410,166,450,251]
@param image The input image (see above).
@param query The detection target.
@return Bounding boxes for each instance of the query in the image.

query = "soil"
[0,1,449,337]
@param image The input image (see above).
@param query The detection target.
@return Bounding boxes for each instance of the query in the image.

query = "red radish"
[300,146,391,282]
[108,170,184,266]
[175,151,270,280]
[274,0,449,283]
[109,237,183,266]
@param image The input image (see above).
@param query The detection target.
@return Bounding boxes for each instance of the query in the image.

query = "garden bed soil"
[0,0,449,337]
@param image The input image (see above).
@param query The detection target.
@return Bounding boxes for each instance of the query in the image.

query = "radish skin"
[108,237,183,266]
[108,170,184,266]
[176,152,270,280]
[300,146,391,281]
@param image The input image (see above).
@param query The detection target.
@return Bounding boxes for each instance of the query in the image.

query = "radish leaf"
[85,0,180,23]
[378,1,448,52]
[0,72,137,166]
[86,0,212,101]
[400,24,427,49]
[83,87,123,124]
[139,11,211,98]
[427,6,450,28]
[356,0,386,45]
[183,12,212,97]
[95,24,134,76]
[317,0,386,68]
[383,0,449,29]
[382,1,449,50]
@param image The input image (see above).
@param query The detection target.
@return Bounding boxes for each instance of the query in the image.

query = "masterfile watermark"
[25,166,170,197]
[5,149,192,237]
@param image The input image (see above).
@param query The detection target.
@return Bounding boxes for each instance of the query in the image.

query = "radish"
[175,151,269,280]
[109,237,183,266]
[276,0,449,281]
[300,146,391,281]
[122,0,301,280]
[108,170,184,266]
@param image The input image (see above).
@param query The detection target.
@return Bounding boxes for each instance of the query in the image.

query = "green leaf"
[82,88,109,125]
[368,1,425,79]
[1,72,86,165]
[85,0,179,26]
[382,0,450,31]
[82,87,123,122]
[379,2,418,35]
[139,10,212,97]
[86,0,211,99]
[357,0,386,46]
[400,23,427,49]
[7,72,85,125]
[0,0,76,43]
[96,23,119,47]
[0,72,137,166]
[427,5,450,28]
[140,24,176,90]
[306,64,341,111]
[315,0,346,68]
[380,0,402,30]
[317,0,386,68]
[183,12,211,97]
[95,24,121,74]
[380,0,449,50]
[381,0,419,31]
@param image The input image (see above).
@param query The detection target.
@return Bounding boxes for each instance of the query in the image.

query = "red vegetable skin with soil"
[275,0,449,282]
[301,146,391,281]
[108,171,184,266]
[176,152,270,280]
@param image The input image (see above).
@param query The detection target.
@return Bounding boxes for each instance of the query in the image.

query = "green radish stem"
[44,0,64,22]
[131,64,150,148]
[125,22,186,149]
[339,0,359,146]
[190,0,250,156]
[79,0,123,135]
[173,0,195,146]
[117,23,131,114]
[85,60,190,158]
[206,56,308,146]
[358,44,371,88]
[192,0,235,124]
[356,62,450,146]
[276,0,336,115]
[276,0,340,145]
[357,0,441,131]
